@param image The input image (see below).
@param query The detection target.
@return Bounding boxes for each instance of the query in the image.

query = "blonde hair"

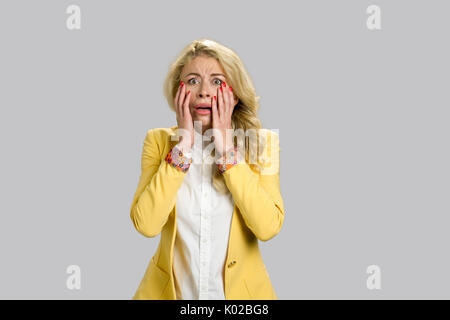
[163,38,268,194]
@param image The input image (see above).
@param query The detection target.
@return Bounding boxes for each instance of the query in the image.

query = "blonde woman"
[130,39,285,300]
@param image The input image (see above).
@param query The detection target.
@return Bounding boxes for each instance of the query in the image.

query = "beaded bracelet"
[164,145,192,173]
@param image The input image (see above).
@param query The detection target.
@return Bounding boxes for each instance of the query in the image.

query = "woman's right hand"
[174,81,194,150]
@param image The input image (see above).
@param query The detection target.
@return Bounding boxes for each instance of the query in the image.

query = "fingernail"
[180,81,184,87]
[214,96,216,101]
[223,82,227,87]
[220,86,223,92]
[187,90,190,94]
[229,86,232,92]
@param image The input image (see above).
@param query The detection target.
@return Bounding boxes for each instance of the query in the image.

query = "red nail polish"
[220,86,223,92]
[223,82,227,87]
[214,96,216,100]
[229,86,232,92]
[180,81,184,87]
[187,90,190,94]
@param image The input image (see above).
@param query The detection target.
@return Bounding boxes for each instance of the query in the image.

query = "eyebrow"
[183,72,226,78]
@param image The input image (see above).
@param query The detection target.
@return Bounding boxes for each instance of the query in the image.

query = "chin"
[194,119,211,129]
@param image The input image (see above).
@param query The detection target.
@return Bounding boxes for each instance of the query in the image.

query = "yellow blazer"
[130,125,285,299]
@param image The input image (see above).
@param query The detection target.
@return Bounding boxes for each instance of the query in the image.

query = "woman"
[130,38,285,300]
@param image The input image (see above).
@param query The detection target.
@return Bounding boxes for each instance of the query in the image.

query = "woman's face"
[180,55,238,133]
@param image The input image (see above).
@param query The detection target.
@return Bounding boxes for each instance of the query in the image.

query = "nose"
[197,82,215,99]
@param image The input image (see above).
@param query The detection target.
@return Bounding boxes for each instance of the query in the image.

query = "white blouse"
[172,132,235,300]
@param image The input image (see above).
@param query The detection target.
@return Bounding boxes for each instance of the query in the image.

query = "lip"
[194,103,212,109]
[194,108,211,115]
[194,103,212,115]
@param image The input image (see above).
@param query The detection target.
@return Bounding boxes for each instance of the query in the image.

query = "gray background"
[0,0,449,299]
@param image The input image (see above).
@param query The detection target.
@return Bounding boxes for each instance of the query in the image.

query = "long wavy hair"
[163,38,267,194]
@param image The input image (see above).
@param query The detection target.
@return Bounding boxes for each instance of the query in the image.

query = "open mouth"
[194,103,212,113]
[194,106,212,114]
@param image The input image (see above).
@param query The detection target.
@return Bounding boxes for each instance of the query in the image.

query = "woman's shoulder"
[254,128,280,174]
[259,128,279,140]
[147,125,177,135]
[145,125,178,143]
[141,126,179,159]
[257,128,280,153]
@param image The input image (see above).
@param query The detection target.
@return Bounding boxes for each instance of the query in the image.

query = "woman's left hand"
[211,81,236,156]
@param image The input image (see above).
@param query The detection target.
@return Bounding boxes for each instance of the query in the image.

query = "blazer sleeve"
[130,129,189,238]
[221,130,285,242]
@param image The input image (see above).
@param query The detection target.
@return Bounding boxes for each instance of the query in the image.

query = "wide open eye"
[187,78,223,86]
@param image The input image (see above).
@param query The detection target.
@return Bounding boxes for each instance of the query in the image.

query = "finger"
[229,86,236,114]
[218,85,224,119]
[175,82,182,103]
[222,82,230,118]
[183,90,191,119]
[175,82,183,115]
[211,94,218,126]
[178,84,187,117]
[183,90,192,143]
